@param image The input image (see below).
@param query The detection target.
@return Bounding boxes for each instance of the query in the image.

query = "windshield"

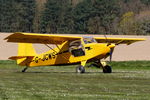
[83,37,97,44]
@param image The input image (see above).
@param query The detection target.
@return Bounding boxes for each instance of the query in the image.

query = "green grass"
[0,60,150,100]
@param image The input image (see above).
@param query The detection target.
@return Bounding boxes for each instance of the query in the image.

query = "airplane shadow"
[15,71,134,74]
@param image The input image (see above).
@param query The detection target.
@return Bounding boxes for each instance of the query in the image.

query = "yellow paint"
[18,43,37,56]
[5,32,146,68]
[81,60,87,66]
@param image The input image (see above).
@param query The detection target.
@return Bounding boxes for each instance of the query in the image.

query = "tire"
[76,65,85,73]
[103,65,112,73]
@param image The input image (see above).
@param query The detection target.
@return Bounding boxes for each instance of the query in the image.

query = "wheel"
[103,65,112,73]
[76,65,85,73]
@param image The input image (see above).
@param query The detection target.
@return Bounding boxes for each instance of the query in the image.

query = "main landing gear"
[102,65,112,73]
[76,65,85,73]
[99,61,112,73]
[87,61,112,73]
[75,61,112,73]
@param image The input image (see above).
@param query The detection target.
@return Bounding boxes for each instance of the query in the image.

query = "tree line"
[0,0,150,35]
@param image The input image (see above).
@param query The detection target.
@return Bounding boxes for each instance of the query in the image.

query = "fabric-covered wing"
[94,37,146,45]
[4,32,81,44]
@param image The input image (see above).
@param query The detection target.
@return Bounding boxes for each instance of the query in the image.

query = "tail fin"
[18,43,37,56]
[9,43,37,66]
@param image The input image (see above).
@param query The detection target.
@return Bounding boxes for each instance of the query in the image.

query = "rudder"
[18,43,37,56]
[17,43,37,65]
[9,43,37,66]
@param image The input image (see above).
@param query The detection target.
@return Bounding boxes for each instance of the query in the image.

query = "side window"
[83,37,97,44]
[69,40,85,57]
[69,40,81,48]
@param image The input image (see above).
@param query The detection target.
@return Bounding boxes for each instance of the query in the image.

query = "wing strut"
[45,44,58,53]
[116,40,124,45]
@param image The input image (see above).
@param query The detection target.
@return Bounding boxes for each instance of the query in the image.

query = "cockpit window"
[83,37,97,44]
[69,40,85,57]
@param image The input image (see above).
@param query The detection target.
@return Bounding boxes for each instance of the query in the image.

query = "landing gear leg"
[75,60,87,73]
[22,66,28,72]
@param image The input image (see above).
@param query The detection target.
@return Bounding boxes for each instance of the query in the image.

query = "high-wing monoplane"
[4,32,145,73]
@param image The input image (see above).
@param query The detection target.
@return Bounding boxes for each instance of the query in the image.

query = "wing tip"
[4,32,24,40]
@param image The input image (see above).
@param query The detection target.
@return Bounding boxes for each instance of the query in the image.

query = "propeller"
[109,48,114,62]
[104,34,115,62]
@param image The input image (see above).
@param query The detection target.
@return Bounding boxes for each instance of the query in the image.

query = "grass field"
[0,60,150,100]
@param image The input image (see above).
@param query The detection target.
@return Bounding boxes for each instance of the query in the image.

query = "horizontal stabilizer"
[9,56,34,65]
[9,56,34,60]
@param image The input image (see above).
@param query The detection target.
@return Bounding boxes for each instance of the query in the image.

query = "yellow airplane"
[4,32,145,73]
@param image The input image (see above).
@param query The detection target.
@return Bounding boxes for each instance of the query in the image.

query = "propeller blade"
[104,35,115,62]
[109,48,113,62]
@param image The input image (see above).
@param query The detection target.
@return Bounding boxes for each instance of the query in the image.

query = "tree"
[40,0,74,33]
[118,12,136,35]
[0,0,36,32]
[14,0,36,32]
[93,0,120,34]
[73,0,93,34]
[135,11,150,35]
[141,0,150,5]
[73,0,120,34]
[0,0,15,32]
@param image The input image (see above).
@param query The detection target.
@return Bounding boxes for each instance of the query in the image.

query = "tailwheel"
[103,65,112,73]
[22,67,28,72]
[76,65,85,73]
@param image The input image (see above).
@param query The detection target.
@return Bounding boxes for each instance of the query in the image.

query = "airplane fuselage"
[28,42,115,67]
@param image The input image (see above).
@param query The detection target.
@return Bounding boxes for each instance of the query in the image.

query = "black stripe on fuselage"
[32,50,69,63]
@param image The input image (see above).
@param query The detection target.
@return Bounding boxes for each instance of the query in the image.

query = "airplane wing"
[4,32,81,44]
[94,37,146,45]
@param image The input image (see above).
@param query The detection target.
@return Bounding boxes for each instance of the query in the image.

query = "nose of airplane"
[108,44,116,49]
